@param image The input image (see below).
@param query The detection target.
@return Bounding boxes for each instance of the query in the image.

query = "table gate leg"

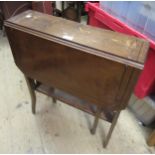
[25,76,36,114]
[91,107,102,135]
[103,111,121,148]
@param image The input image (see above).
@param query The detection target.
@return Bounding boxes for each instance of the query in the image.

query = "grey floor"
[0,31,155,153]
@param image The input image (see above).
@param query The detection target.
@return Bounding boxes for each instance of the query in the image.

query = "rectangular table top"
[5,10,149,69]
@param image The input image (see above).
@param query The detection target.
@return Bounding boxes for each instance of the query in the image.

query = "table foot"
[103,111,120,148]
[90,107,102,135]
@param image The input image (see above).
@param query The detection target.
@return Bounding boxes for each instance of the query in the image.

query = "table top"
[5,10,149,68]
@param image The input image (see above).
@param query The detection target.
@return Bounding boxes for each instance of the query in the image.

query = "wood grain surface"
[5,10,149,68]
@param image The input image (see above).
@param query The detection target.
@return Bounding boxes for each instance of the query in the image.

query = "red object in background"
[85,2,155,98]
[134,49,155,98]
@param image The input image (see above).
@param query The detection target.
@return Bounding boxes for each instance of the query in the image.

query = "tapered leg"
[24,76,36,114]
[52,97,57,104]
[103,111,120,148]
[91,107,102,135]
[50,87,57,104]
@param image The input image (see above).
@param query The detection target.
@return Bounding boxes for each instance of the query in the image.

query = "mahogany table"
[4,10,149,147]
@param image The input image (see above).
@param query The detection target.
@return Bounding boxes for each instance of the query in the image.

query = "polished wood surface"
[5,10,149,69]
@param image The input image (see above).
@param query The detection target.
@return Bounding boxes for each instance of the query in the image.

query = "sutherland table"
[4,10,149,147]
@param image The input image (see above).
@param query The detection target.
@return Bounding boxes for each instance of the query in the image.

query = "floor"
[0,31,155,153]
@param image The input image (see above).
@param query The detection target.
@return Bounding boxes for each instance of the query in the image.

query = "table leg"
[147,130,155,146]
[90,107,102,135]
[103,111,120,148]
[50,87,57,104]
[52,97,57,104]
[24,76,36,114]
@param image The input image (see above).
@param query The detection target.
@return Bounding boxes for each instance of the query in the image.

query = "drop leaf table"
[4,10,149,147]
